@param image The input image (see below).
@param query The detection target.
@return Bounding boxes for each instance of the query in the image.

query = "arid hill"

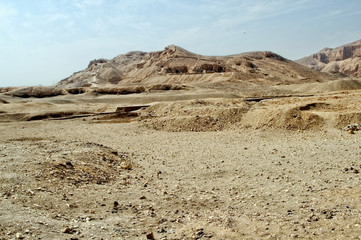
[296,39,361,77]
[57,45,333,89]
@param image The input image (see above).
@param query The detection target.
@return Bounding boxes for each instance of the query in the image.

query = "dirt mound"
[6,86,65,98]
[4,138,133,187]
[142,99,250,131]
[141,100,327,131]
[0,87,17,93]
[292,79,361,93]
[334,112,361,128]
[41,141,133,186]
[241,104,325,130]
[139,92,361,132]
[65,88,88,94]
[93,86,146,95]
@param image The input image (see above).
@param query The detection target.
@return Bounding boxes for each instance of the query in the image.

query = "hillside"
[296,39,361,77]
[57,45,332,89]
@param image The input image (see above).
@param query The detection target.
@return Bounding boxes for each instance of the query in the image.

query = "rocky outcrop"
[296,39,361,77]
[57,45,333,88]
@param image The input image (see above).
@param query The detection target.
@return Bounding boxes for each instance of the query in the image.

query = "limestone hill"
[296,39,361,77]
[57,45,333,89]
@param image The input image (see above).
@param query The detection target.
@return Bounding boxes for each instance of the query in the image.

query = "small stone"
[140,196,147,200]
[196,228,204,237]
[15,233,24,239]
[120,161,132,170]
[63,227,74,234]
[66,161,74,168]
[157,228,167,233]
[146,232,155,240]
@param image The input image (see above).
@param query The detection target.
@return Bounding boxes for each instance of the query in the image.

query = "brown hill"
[56,45,332,89]
[296,39,361,77]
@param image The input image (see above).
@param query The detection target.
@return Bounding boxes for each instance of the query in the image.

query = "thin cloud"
[345,10,361,16]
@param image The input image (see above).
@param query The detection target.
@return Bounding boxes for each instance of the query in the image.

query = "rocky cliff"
[296,39,361,77]
[57,45,332,88]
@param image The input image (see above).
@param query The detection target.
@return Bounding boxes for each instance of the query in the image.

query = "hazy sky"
[1,0,361,87]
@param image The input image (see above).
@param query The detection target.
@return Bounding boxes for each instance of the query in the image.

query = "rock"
[112,201,119,213]
[63,227,75,234]
[157,228,167,233]
[15,233,24,239]
[343,124,360,134]
[146,232,155,240]
[120,161,132,170]
[66,161,74,168]
[196,228,204,237]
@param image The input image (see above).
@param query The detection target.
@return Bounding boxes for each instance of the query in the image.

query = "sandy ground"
[0,86,361,239]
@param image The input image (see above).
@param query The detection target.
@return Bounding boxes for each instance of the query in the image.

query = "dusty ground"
[0,84,361,239]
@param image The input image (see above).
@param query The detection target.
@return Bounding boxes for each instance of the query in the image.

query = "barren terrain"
[297,39,361,77]
[1,80,361,239]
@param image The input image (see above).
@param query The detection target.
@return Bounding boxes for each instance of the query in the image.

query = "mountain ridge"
[56,45,333,89]
[296,39,361,77]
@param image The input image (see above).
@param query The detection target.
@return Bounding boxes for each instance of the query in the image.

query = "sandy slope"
[57,45,334,88]
[0,85,361,239]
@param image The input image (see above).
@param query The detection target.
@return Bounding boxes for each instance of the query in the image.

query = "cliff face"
[296,40,361,77]
[57,45,332,88]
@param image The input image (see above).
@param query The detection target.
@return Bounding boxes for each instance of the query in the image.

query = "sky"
[0,0,361,87]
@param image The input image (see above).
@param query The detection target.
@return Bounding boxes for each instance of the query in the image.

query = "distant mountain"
[57,45,332,88]
[296,39,361,77]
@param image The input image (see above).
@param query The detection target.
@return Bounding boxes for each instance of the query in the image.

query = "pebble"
[146,232,155,240]
[15,233,24,239]
[63,227,74,234]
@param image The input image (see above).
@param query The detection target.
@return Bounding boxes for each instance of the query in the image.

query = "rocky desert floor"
[0,84,361,239]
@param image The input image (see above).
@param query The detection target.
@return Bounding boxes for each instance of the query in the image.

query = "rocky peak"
[296,39,361,77]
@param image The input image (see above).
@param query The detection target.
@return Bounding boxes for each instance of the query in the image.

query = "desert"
[1,43,361,240]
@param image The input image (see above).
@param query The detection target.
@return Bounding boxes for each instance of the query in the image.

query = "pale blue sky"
[1,0,360,87]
